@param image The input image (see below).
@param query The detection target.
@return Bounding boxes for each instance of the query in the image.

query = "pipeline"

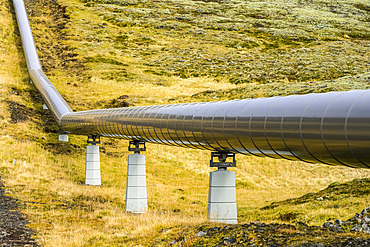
[13,0,370,169]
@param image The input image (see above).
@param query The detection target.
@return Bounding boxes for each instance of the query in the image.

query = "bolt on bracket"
[210,152,236,167]
[87,135,101,145]
[129,140,146,153]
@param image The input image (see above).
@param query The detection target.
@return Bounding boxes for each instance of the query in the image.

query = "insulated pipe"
[60,91,370,168]
[13,0,370,169]
[13,0,72,124]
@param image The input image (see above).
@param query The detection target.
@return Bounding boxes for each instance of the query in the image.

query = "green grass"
[28,0,370,106]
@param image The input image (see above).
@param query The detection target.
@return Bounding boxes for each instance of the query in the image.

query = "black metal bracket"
[129,140,146,153]
[210,152,236,168]
[87,135,101,145]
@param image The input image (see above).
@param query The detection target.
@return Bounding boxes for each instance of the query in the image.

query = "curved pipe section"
[13,0,72,123]
[13,0,370,168]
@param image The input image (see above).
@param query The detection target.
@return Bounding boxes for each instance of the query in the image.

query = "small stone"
[223,237,237,245]
[362,216,370,224]
[309,244,325,247]
[196,231,207,237]
[350,223,370,233]
[323,222,343,232]
[322,222,333,228]
[334,219,343,226]
[351,224,362,232]
[361,223,370,234]
[169,240,177,245]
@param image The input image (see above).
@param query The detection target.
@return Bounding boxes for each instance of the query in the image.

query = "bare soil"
[0,179,38,246]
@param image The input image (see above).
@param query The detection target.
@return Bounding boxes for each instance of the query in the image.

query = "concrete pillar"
[85,144,101,186]
[58,134,68,142]
[126,153,147,213]
[207,168,237,224]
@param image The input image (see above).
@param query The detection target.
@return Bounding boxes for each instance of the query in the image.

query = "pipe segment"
[60,91,370,168]
[13,0,72,124]
[13,0,370,168]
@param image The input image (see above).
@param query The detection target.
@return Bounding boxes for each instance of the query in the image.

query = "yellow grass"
[1,0,370,246]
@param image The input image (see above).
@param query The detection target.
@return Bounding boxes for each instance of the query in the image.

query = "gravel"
[0,179,38,246]
[189,220,370,246]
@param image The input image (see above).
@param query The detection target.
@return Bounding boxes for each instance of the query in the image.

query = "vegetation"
[0,0,369,246]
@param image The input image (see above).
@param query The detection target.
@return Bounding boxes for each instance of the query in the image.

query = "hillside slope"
[1,0,370,246]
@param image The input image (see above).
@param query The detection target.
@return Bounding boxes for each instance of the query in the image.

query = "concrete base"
[126,153,147,213]
[207,169,237,224]
[85,145,101,186]
[58,134,68,142]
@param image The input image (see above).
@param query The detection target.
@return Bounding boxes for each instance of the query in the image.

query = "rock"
[334,219,343,226]
[361,223,370,234]
[169,240,177,245]
[351,223,370,234]
[309,244,325,247]
[322,222,333,228]
[196,231,207,237]
[223,237,236,245]
[361,216,370,224]
[351,224,361,232]
[322,222,343,232]
[118,95,129,99]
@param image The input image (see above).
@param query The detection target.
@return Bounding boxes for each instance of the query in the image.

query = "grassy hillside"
[0,0,370,246]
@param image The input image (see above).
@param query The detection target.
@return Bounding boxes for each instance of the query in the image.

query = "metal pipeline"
[13,0,72,124]
[13,0,370,169]
[60,91,370,168]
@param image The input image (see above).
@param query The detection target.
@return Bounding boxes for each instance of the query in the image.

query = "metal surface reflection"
[59,91,370,168]
[14,0,370,169]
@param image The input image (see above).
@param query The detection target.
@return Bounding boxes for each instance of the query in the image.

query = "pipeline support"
[85,135,101,186]
[126,141,148,213]
[208,152,237,224]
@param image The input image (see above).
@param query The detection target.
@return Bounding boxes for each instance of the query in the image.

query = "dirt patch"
[94,95,130,108]
[0,178,39,246]
[6,100,34,124]
[25,0,85,78]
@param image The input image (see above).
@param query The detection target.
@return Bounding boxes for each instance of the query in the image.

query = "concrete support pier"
[207,152,237,224]
[85,136,101,186]
[58,134,68,142]
[126,141,147,213]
